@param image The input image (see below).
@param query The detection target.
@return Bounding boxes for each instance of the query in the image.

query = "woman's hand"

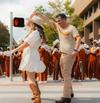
[4,51,12,56]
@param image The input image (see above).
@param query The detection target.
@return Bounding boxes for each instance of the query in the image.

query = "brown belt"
[60,52,68,55]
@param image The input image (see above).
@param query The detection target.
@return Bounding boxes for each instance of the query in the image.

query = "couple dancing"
[3,12,81,103]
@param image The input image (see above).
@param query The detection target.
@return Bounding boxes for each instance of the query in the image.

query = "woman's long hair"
[35,23,47,43]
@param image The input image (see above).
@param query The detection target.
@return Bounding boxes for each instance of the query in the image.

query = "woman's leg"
[21,71,27,82]
[27,71,41,103]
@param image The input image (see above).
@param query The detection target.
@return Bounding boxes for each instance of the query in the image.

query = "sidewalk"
[0,76,100,103]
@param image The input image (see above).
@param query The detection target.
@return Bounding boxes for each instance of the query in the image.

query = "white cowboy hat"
[28,16,43,27]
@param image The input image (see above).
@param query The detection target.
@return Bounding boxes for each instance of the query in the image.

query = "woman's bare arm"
[12,42,29,53]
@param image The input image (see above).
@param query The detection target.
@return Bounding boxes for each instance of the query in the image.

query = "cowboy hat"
[28,16,43,27]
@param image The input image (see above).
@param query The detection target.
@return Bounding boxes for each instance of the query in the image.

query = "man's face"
[56,16,67,27]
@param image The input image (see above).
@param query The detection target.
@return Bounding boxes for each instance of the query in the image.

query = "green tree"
[35,5,46,14]
[71,15,84,33]
[43,25,58,46]
[0,21,10,49]
[48,0,65,16]
[64,0,74,16]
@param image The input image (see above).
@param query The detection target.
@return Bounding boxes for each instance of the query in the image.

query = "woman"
[4,16,46,103]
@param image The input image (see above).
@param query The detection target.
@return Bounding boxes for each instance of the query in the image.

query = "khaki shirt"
[57,25,79,54]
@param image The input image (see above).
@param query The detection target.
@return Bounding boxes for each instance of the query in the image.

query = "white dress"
[19,30,46,73]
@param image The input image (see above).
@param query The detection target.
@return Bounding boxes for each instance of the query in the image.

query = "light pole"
[10,12,13,81]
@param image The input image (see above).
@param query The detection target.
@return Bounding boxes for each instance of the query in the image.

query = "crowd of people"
[72,39,100,81]
[0,47,21,77]
[0,39,100,81]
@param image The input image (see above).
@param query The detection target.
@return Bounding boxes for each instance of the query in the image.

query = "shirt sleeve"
[24,31,40,47]
[71,26,79,38]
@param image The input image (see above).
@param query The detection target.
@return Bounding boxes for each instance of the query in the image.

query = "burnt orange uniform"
[13,54,19,74]
[5,56,10,77]
[1,55,5,74]
[78,48,86,80]
[95,48,100,80]
[52,48,62,80]
[0,54,3,75]
[72,53,81,80]
[38,47,51,81]
[88,47,97,79]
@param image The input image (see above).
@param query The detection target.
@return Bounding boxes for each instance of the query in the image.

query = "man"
[30,13,81,103]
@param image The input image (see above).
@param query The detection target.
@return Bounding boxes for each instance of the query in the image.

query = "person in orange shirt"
[52,39,62,80]
[78,45,87,80]
[0,47,3,76]
[5,47,10,77]
[1,54,6,75]
[38,43,51,83]
[95,40,100,80]
[88,40,97,79]
[72,52,80,80]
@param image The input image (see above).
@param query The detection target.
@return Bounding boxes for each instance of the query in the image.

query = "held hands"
[4,51,12,56]
[3,48,18,56]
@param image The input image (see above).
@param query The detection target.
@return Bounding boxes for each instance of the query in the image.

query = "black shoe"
[56,98,71,103]
[71,93,74,98]
[55,100,63,103]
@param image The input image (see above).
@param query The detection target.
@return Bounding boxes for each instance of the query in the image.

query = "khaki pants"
[60,54,75,98]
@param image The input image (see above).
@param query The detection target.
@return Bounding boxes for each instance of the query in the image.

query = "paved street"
[0,76,100,103]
